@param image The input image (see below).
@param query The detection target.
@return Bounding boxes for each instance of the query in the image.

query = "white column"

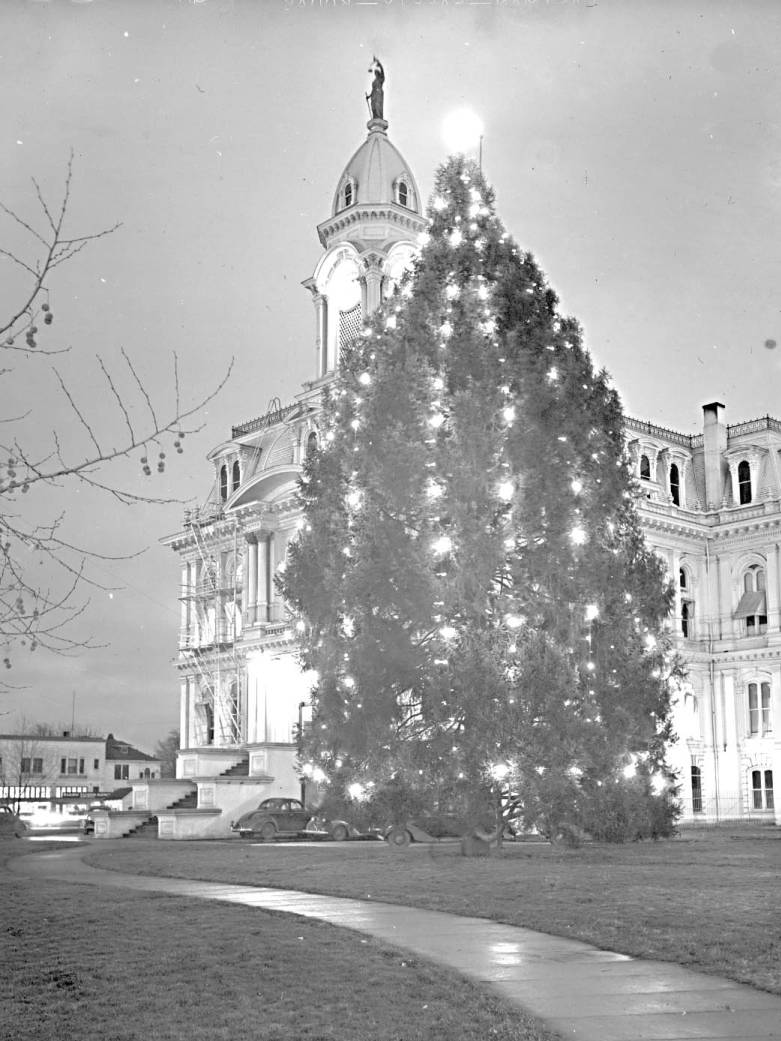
[363,262,383,316]
[180,565,190,645]
[717,554,733,641]
[262,535,272,622]
[314,294,327,378]
[767,544,780,632]
[247,540,258,626]
[670,549,681,637]
[179,679,190,754]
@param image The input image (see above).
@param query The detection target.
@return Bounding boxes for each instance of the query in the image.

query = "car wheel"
[331,823,349,842]
[259,821,277,842]
[386,825,412,847]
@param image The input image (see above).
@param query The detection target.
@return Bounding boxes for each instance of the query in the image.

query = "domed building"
[95,70,780,839]
[100,73,428,839]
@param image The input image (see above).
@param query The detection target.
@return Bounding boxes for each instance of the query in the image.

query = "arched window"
[232,460,241,492]
[738,565,767,635]
[748,682,772,736]
[640,454,651,480]
[340,178,356,211]
[398,180,408,207]
[738,460,752,504]
[219,465,228,502]
[679,566,694,639]
[691,765,703,814]
[307,431,318,457]
[751,769,774,810]
[681,600,692,639]
[670,463,680,506]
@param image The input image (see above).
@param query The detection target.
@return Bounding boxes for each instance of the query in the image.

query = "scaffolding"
[180,509,244,747]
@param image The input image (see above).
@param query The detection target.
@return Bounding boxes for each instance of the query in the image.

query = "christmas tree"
[283,155,679,846]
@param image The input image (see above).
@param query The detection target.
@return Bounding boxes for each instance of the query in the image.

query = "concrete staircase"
[122,790,199,838]
[219,758,249,778]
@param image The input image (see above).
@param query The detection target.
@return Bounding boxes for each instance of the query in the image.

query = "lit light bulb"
[569,525,587,546]
[433,535,452,555]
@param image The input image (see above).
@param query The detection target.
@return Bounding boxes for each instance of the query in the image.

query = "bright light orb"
[442,107,484,155]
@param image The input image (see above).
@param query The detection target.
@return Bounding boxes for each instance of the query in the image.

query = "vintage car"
[230,798,361,842]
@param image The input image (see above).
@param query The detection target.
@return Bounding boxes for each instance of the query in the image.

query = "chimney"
[702,402,726,509]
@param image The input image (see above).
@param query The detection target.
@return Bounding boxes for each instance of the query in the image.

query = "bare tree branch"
[0,155,232,668]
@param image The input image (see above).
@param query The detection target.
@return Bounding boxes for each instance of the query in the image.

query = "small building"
[0,731,161,819]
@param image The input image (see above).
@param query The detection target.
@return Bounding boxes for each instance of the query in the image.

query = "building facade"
[627,404,781,825]
[153,96,780,840]
[0,731,161,810]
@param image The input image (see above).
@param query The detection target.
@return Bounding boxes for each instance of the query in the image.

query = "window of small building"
[748,681,772,736]
[307,431,318,457]
[738,460,752,504]
[670,463,680,505]
[679,567,687,590]
[640,454,651,480]
[691,765,703,813]
[219,464,228,502]
[114,764,130,780]
[232,460,240,492]
[751,769,774,810]
[93,759,100,770]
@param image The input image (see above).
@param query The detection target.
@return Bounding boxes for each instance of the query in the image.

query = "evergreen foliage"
[284,156,680,843]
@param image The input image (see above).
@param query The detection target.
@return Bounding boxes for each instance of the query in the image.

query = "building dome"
[330,119,422,219]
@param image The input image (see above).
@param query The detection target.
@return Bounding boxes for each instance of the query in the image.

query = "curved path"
[12,844,781,1041]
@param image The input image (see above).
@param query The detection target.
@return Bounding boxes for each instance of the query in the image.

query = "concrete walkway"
[12,844,781,1041]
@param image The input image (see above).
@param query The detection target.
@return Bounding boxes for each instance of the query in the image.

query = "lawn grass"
[84,827,781,995]
[0,842,557,1041]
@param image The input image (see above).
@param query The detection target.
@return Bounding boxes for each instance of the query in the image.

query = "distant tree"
[283,155,679,847]
[30,721,102,739]
[0,154,232,675]
[153,728,180,778]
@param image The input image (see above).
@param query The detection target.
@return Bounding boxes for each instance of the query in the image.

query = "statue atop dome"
[366,58,385,121]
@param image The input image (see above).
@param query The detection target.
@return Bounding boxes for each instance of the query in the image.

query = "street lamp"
[297,701,307,805]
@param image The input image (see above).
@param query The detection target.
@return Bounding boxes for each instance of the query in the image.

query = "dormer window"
[232,460,241,492]
[640,454,651,480]
[340,177,357,211]
[394,176,414,209]
[670,463,680,505]
[738,460,752,504]
[219,464,228,502]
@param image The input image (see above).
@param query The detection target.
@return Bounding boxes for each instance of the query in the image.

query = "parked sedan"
[230,798,370,842]
[231,798,313,841]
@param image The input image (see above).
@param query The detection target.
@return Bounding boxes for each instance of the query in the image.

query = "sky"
[2,0,781,750]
